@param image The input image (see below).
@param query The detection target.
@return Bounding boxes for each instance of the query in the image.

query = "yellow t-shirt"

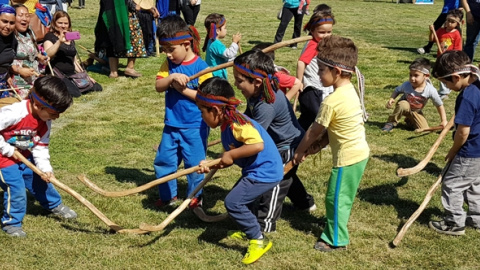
[316,83,369,167]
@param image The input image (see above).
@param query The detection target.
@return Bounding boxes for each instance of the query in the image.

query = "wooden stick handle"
[188,36,313,81]
[430,25,444,54]
[47,61,55,76]
[292,91,299,112]
[397,114,454,177]
[12,151,148,234]
[414,125,444,133]
[78,158,222,197]
[392,162,451,247]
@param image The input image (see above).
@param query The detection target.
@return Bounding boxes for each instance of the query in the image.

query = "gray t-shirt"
[395,81,443,111]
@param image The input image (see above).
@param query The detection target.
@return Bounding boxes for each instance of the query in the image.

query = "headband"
[195,90,251,128]
[436,64,480,79]
[209,17,226,41]
[159,26,201,55]
[317,57,368,122]
[0,4,15,15]
[410,67,430,75]
[446,15,461,25]
[31,91,62,112]
[233,63,277,104]
[303,16,333,32]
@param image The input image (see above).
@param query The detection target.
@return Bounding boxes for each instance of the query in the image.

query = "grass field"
[1,0,479,269]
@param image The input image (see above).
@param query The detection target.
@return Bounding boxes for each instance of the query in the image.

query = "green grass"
[1,0,479,269]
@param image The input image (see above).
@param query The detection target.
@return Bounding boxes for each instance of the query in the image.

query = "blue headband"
[159,34,192,43]
[313,17,333,26]
[31,92,60,112]
[0,4,15,15]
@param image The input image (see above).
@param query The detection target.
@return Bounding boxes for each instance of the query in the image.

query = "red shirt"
[436,28,462,56]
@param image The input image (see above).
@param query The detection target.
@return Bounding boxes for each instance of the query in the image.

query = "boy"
[429,50,480,235]
[293,36,369,252]
[0,76,77,237]
[382,58,448,132]
[196,77,283,264]
[154,15,212,208]
[233,50,315,233]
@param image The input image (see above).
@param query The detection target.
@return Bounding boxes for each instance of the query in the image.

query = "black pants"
[297,86,323,131]
[274,6,304,44]
[181,4,200,26]
[423,13,448,51]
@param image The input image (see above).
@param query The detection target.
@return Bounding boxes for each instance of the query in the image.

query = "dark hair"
[303,4,335,33]
[13,4,38,54]
[251,42,275,61]
[446,9,463,32]
[432,50,471,81]
[233,50,276,83]
[31,76,73,112]
[409,57,431,71]
[50,11,72,33]
[199,77,235,99]
[156,15,200,55]
[202,13,225,52]
[317,35,357,78]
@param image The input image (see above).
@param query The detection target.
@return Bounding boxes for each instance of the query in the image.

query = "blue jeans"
[464,19,480,60]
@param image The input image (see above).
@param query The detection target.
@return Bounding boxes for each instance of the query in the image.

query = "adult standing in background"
[462,0,480,60]
[274,0,305,48]
[180,0,201,26]
[0,4,17,96]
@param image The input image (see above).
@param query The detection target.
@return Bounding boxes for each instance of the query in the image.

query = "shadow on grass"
[382,46,420,54]
[373,153,442,176]
[281,204,325,236]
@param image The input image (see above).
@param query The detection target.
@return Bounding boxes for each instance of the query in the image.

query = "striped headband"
[31,91,62,112]
[209,17,226,41]
[233,63,277,104]
[159,31,192,45]
[317,57,369,122]
[303,16,333,32]
[0,4,15,14]
[436,64,480,79]
[410,67,430,75]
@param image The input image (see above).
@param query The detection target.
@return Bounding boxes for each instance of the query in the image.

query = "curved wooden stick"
[139,168,220,231]
[430,25,444,54]
[77,44,107,65]
[397,115,454,177]
[189,36,313,81]
[13,151,148,234]
[47,61,55,77]
[392,162,450,247]
[292,91,299,112]
[414,125,444,133]
[78,158,221,197]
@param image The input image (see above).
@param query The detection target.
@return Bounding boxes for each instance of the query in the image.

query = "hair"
[50,11,72,33]
[13,4,38,53]
[30,76,73,113]
[409,57,431,72]
[233,50,276,83]
[303,4,335,33]
[446,9,463,32]
[432,50,471,81]
[0,4,15,15]
[202,13,225,52]
[156,15,201,55]
[199,77,235,100]
[251,42,275,61]
[317,35,357,78]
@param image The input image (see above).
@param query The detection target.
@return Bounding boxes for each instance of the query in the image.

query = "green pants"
[320,158,368,247]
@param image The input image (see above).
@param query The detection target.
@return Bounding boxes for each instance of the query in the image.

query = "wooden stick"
[207,138,221,147]
[292,91,299,112]
[78,158,221,197]
[414,125,444,133]
[189,36,313,81]
[76,44,107,65]
[0,87,25,92]
[430,25,444,54]
[391,162,451,247]
[238,43,243,54]
[13,151,148,234]
[397,115,454,177]
[47,61,55,76]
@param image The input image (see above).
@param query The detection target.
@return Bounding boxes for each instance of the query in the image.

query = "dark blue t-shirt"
[454,79,480,157]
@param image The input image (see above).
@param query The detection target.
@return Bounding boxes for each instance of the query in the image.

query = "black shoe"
[429,220,465,236]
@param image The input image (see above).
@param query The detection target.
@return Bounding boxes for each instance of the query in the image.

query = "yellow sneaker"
[241,235,272,265]
[227,230,247,240]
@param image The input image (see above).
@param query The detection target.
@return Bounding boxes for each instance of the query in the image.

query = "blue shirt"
[442,0,460,14]
[454,80,480,158]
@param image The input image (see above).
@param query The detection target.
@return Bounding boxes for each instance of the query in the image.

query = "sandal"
[124,68,142,78]
[314,240,347,252]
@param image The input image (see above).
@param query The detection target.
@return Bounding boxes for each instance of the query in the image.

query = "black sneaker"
[429,220,465,236]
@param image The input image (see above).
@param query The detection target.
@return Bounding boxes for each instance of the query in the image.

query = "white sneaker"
[417,47,425,54]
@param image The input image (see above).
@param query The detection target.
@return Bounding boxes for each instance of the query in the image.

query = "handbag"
[53,67,94,93]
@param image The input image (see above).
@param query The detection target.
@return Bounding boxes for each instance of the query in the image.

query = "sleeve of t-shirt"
[426,83,443,107]
[394,81,407,96]
[275,72,296,90]
[156,61,169,80]
[316,102,334,129]
[298,41,318,65]
[251,102,275,130]
[210,41,227,59]
[455,92,476,127]
[231,123,264,145]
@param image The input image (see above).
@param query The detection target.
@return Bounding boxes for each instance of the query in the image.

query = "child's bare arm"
[296,60,306,82]
[198,143,264,173]
[435,104,448,127]
[445,124,470,162]
[156,73,188,93]
[293,121,326,164]
[285,78,303,101]
[428,27,435,42]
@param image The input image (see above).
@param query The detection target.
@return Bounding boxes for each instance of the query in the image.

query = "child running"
[154,15,212,208]
[196,77,283,264]
[233,49,315,233]
[202,13,241,79]
[0,76,77,237]
[429,50,480,236]
[381,58,447,132]
[293,35,369,252]
[296,4,334,130]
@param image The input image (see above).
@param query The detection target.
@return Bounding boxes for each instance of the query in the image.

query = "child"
[195,77,283,264]
[296,4,334,131]
[381,58,447,132]
[417,0,460,55]
[202,13,241,79]
[429,50,480,235]
[233,50,315,233]
[251,42,303,101]
[293,35,369,252]
[154,15,212,208]
[0,76,77,237]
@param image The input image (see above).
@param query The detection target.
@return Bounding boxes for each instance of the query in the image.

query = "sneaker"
[3,225,26,237]
[290,46,298,50]
[417,47,426,54]
[241,235,273,265]
[51,203,77,219]
[381,122,394,132]
[227,230,247,241]
[188,196,203,209]
[314,240,346,252]
[155,196,178,207]
[429,220,465,236]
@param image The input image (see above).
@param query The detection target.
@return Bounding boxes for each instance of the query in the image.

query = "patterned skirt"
[116,13,147,58]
